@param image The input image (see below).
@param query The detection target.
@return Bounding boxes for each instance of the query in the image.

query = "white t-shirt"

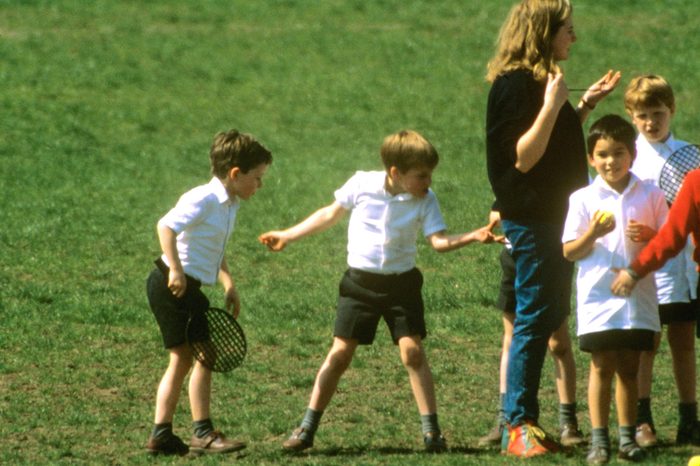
[158,177,239,286]
[631,133,698,301]
[334,170,447,274]
[562,174,667,336]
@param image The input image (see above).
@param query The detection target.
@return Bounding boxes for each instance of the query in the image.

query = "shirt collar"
[209,177,234,204]
[377,172,414,201]
[592,172,642,197]
[637,132,678,158]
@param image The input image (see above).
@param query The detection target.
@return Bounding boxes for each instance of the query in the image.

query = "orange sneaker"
[503,421,561,457]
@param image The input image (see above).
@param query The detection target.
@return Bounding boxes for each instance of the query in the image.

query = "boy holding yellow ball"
[562,115,668,463]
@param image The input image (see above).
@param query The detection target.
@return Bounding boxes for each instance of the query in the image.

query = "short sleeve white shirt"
[334,171,447,274]
[158,177,239,286]
[631,133,697,301]
[562,175,667,336]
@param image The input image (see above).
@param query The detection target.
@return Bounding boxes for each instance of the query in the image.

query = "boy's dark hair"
[587,114,637,159]
[380,130,439,173]
[210,129,272,178]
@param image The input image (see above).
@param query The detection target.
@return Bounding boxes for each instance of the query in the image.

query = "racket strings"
[659,145,700,204]
[190,309,247,372]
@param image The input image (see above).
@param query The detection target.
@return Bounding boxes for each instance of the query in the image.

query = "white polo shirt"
[631,133,697,301]
[334,171,447,274]
[158,177,239,286]
[562,174,667,336]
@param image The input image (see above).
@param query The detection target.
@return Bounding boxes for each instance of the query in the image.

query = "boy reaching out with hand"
[260,130,499,453]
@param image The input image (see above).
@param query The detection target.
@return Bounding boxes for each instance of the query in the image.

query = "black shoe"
[677,421,700,445]
[617,442,645,462]
[424,431,447,453]
[146,434,189,456]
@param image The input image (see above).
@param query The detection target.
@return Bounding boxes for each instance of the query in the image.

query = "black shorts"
[579,329,655,353]
[496,248,516,313]
[495,247,571,316]
[146,261,209,349]
[335,268,426,345]
[659,301,699,325]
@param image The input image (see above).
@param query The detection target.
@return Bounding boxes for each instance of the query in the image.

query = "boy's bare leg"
[588,351,615,429]
[189,361,212,421]
[399,335,445,451]
[616,350,641,427]
[155,344,193,424]
[667,321,697,403]
[616,350,645,460]
[283,337,357,451]
[637,332,661,399]
[548,319,576,405]
[308,337,358,411]
[399,335,436,414]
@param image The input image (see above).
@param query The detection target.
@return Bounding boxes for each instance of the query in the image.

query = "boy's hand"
[610,268,637,297]
[224,285,241,319]
[473,217,506,244]
[591,210,616,238]
[626,219,655,243]
[259,231,289,251]
[168,269,187,298]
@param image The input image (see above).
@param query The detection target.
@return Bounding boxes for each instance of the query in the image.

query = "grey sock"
[591,427,610,449]
[193,418,214,438]
[152,422,173,440]
[559,402,578,427]
[421,413,440,435]
[619,425,636,448]
[300,407,323,433]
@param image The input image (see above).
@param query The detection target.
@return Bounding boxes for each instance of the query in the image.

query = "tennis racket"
[659,144,700,204]
[187,307,247,372]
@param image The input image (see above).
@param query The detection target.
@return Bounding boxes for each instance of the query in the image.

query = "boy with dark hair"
[145,129,272,456]
[563,114,667,463]
[259,129,498,453]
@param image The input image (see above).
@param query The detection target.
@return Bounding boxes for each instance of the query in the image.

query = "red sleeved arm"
[631,169,700,277]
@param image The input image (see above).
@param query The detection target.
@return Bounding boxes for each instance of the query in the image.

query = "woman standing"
[485,0,620,457]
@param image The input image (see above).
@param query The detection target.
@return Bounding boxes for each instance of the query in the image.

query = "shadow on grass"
[289,444,483,458]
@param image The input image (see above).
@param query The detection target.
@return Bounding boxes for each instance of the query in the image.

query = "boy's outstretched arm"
[259,201,347,251]
[428,218,504,253]
[157,221,187,298]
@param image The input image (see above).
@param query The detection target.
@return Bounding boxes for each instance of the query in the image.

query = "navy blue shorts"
[659,301,699,325]
[579,329,654,353]
[335,268,426,345]
[146,260,209,349]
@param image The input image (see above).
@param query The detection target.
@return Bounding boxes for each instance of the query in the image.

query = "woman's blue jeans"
[501,219,573,426]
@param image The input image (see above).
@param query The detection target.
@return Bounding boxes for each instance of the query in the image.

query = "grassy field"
[2,0,700,464]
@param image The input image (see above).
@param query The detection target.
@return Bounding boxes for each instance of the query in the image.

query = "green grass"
[2,0,700,464]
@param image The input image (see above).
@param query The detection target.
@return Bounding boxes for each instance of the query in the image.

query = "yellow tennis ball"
[597,211,614,225]
[689,455,700,466]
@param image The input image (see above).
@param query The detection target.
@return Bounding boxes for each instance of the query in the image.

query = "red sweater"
[631,169,700,277]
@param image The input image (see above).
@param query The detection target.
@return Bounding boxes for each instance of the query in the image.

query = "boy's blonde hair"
[210,129,272,178]
[380,130,438,173]
[486,0,572,83]
[624,74,675,114]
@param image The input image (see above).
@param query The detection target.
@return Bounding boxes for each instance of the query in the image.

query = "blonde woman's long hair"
[486,0,572,83]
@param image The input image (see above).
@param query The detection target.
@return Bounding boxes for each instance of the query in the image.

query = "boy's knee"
[326,347,354,372]
[400,343,426,369]
[548,338,571,358]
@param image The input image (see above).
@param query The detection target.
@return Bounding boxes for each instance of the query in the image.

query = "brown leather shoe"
[282,427,314,451]
[635,423,657,448]
[560,423,585,447]
[189,430,246,454]
[146,434,189,456]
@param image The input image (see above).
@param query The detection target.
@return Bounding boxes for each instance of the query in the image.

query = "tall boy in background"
[625,75,700,446]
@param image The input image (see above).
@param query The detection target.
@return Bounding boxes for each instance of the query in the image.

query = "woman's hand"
[582,70,622,107]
